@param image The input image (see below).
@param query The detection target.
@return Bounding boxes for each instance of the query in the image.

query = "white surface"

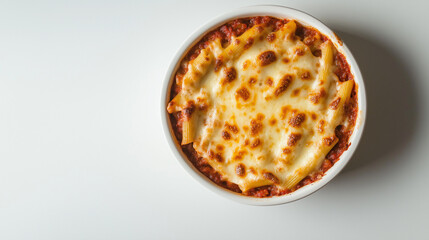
[0,0,428,239]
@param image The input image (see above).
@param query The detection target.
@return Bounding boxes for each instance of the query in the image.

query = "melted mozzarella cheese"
[169,21,352,192]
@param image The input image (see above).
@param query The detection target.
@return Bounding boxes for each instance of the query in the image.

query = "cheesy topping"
[167,20,355,192]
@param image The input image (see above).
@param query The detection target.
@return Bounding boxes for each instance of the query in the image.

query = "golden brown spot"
[266,32,276,42]
[282,148,292,154]
[269,117,277,126]
[249,167,256,174]
[288,112,306,127]
[215,154,223,163]
[256,26,264,33]
[222,130,231,140]
[258,51,277,66]
[292,88,301,97]
[301,71,312,80]
[280,106,290,120]
[244,139,250,146]
[250,119,263,136]
[216,145,224,152]
[295,48,305,56]
[265,77,273,86]
[256,113,265,121]
[233,150,247,160]
[208,150,224,163]
[323,136,337,146]
[214,58,223,72]
[287,133,302,146]
[236,163,246,177]
[235,87,250,101]
[274,74,293,96]
[244,37,254,49]
[329,97,341,110]
[248,77,257,85]
[309,89,326,104]
[243,60,251,70]
[282,58,290,63]
[311,113,317,120]
[250,138,261,148]
[235,38,241,44]
[317,120,326,133]
[225,123,239,134]
[263,172,279,184]
[222,67,237,84]
[182,102,195,119]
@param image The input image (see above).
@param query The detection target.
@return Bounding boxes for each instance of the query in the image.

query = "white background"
[1,0,428,239]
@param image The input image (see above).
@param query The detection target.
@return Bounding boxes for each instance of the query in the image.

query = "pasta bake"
[167,16,358,197]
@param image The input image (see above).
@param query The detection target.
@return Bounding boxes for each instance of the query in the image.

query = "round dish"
[161,5,366,205]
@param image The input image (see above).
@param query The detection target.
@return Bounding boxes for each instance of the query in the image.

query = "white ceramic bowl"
[161,5,367,205]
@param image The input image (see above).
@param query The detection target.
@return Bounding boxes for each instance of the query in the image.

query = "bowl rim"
[160,5,367,206]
